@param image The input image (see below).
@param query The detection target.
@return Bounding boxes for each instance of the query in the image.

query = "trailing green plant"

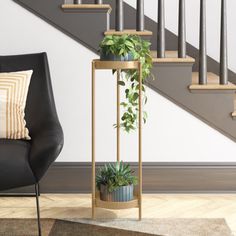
[99,34,136,57]
[99,35,153,132]
[96,161,138,193]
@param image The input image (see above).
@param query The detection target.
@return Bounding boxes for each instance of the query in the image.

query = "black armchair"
[0,53,64,235]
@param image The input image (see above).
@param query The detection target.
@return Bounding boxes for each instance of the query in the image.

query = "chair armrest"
[29,121,64,181]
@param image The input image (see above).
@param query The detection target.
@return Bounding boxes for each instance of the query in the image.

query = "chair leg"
[35,183,42,236]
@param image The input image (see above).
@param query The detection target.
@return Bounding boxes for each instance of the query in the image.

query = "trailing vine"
[99,35,153,132]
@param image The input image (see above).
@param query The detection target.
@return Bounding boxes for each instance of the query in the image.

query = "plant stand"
[91,59,143,220]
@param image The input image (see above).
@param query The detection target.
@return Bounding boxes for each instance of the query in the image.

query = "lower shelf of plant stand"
[95,195,139,210]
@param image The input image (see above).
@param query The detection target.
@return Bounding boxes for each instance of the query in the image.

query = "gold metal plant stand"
[91,59,143,220]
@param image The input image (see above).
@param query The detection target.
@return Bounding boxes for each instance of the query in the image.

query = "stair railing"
[70,0,229,86]
[115,0,146,32]
[157,0,166,58]
[136,0,145,31]
[178,0,186,58]
[115,0,124,31]
[157,0,187,59]
[220,0,228,85]
[198,0,228,85]
[199,0,207,84]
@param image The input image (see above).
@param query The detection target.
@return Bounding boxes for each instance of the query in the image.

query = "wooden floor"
[0,194,236,234]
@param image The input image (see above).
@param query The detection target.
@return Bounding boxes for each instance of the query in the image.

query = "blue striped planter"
[100,184,134,202]
[100,51,134,61]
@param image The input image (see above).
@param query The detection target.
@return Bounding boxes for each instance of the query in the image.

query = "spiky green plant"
[96,161,138,193]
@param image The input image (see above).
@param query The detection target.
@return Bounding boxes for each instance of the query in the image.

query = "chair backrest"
[0,53,59,137]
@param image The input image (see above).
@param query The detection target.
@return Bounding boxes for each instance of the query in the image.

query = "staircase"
[13,0,236,142]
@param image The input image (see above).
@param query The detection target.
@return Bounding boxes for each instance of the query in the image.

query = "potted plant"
[96,162,138,202]
[99,35,135,61]
[99,34,153,132]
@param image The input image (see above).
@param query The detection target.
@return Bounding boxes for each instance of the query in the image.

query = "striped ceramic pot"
[100,51,134,61]
[100,184,134,202]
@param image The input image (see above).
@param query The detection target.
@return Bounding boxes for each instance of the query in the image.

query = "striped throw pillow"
[0,70,33,140]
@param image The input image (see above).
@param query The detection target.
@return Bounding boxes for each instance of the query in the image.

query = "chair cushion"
[0,139,35,191]
[0,70,33,140]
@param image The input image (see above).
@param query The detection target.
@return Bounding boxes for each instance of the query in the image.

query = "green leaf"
[128,107,133,113]
[133,93,139,101]
[116,162,119,172]
[118,81,125,86]
[144,96,148,104]
[124,41,134,48]
[104,40,115,45]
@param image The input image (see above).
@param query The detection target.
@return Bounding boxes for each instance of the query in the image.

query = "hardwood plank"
[104,30,153,36]
[151,51,195,63]
[190,72,236,90]
[61,4,112,14]
[0,194,236,234]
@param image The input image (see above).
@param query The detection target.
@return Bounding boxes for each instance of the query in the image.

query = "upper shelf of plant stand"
[104,29,153,36]
[61,4,112,14]
[93,59,140,70]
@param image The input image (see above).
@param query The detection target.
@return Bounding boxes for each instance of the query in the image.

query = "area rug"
[71,218,234,236]
[0,218,233,236]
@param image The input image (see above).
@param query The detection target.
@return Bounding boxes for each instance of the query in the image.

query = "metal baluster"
[116,0,124,31]
[136,0,145,31]
[178,0,186,58]
[199,0,207,84]
[64,0,74,3]
[220,0,228,85]
[74,0,82,4]
[157,0,165,58]
[95,0,103,4]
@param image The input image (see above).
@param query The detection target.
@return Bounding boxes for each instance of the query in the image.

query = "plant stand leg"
[92,61,96,220]
[117,69,121,163]
[138,62,142,221]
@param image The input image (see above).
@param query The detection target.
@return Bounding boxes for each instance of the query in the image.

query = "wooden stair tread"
[151,51,195,63]
[61,4,112,13]
[104,29,153,36]
[190,72,236,90]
